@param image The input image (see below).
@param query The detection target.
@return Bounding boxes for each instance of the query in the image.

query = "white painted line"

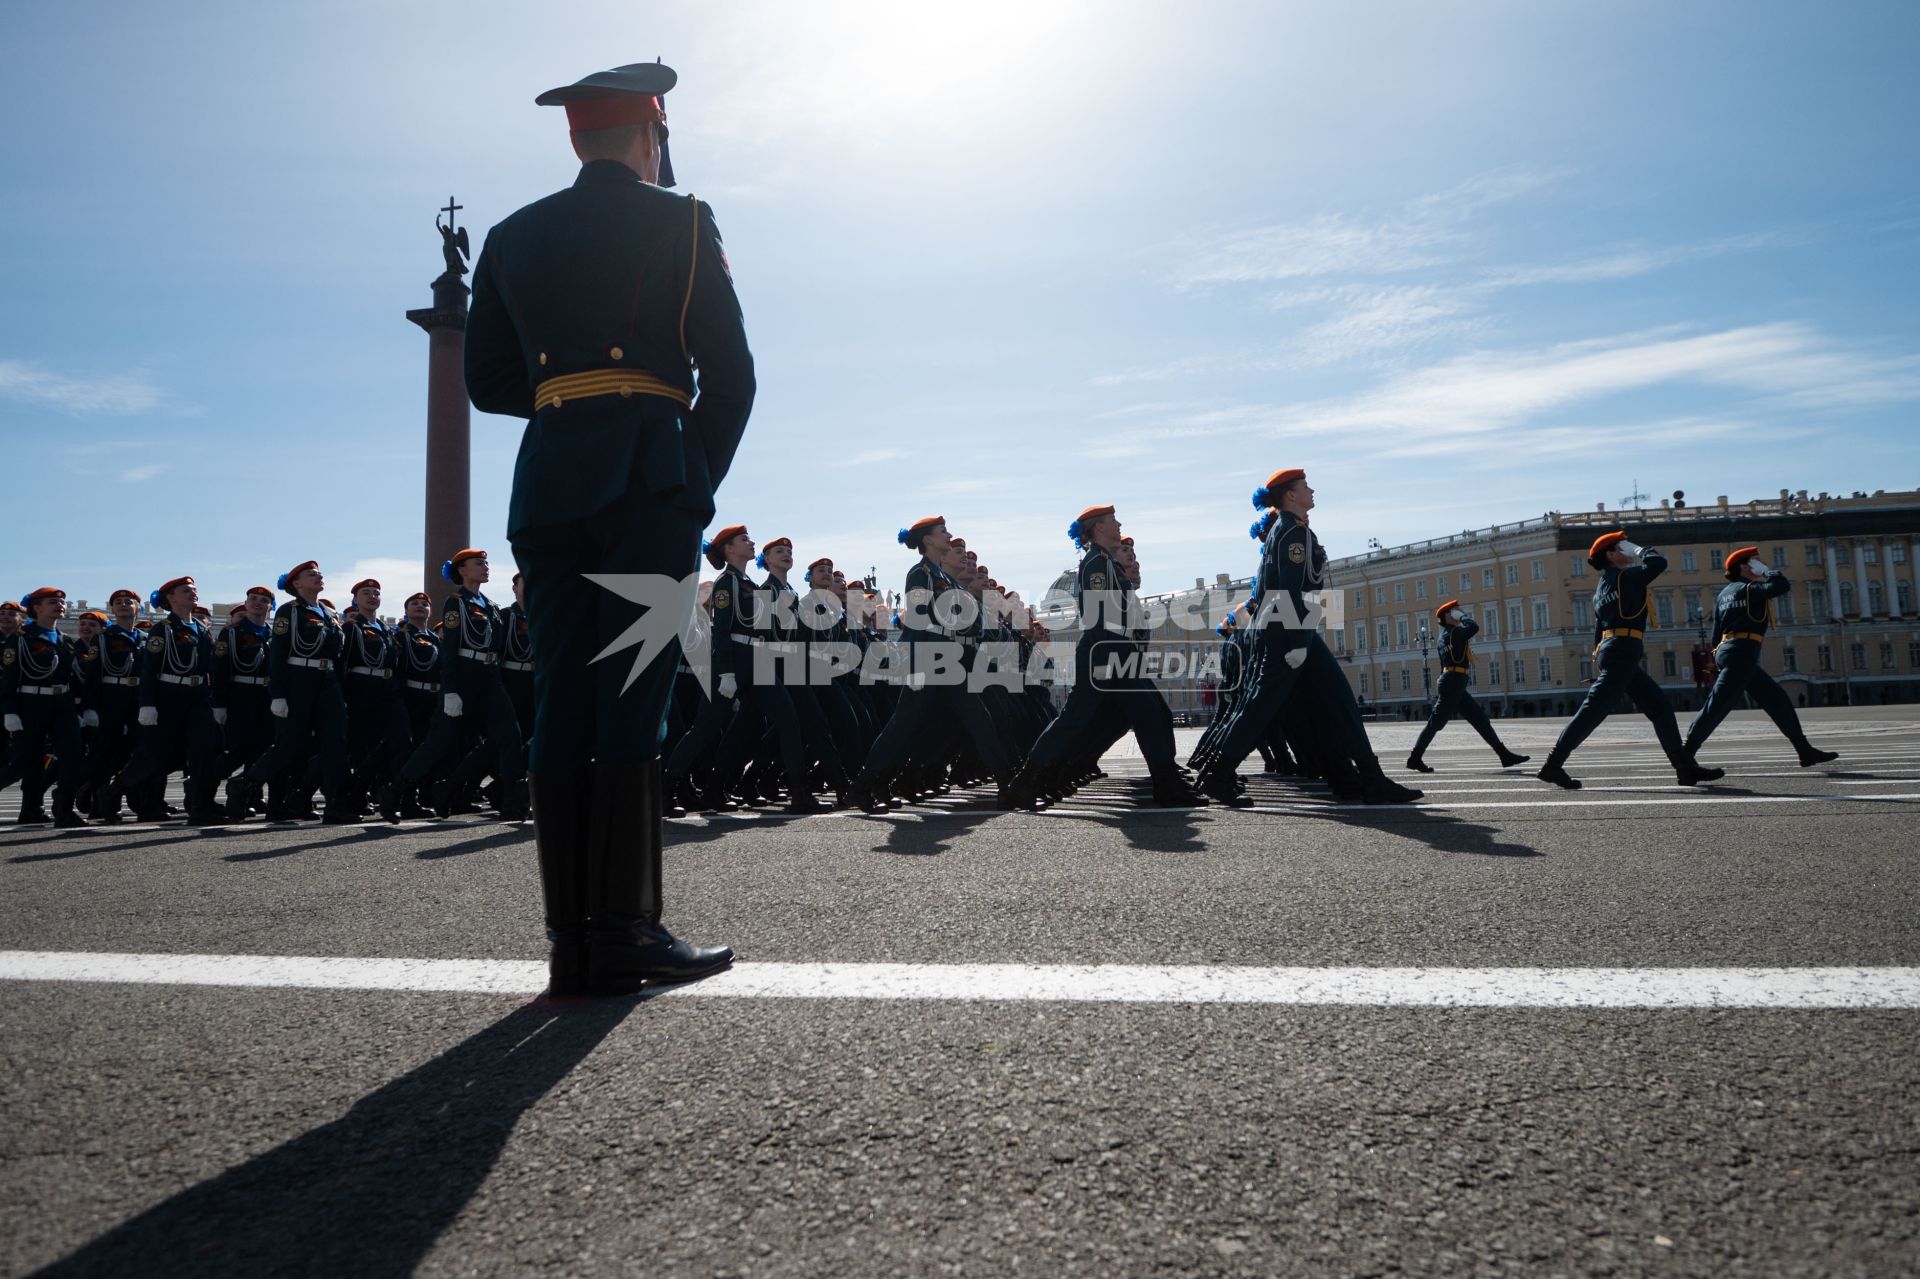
[2,951,1917,1008]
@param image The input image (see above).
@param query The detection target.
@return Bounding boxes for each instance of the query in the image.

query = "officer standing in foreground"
[1538,531,1726,790]
[1682,547,1839,768]
[1404,600,1529,773]
[467,60,753,996]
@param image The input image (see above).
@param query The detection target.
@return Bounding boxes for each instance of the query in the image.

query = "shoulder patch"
[1,649,13,666]
[1287,542,1307,563]
[274,618,290,634]
[215,641,228,657]
[148,636,164,652]
[1088,572,1107,589]
[713,588,730,610]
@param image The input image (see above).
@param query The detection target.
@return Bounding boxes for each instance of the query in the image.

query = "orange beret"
[159,576,195,598]
[1265,468,1305,491]
[1077,504,1115,525]
[807,556,833,572]
[761,536,792,553]
[22,586,65,607]
[705,524,748,567]
[80,609,109,622]
[1588,530,1627,567]
[228,605,248,619]
[351,578,381,596]
[281,560,319,588]
[108,588,140,605]
[245,585,275,600]
[908,515,946,534]
[1119,535,1135,546]
[405,591,432,607]
[1435,599,1460,621]
[1725,546,1761,576]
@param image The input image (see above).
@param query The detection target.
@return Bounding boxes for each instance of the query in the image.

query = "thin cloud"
[0,359,166,416]
[119,463,169,483]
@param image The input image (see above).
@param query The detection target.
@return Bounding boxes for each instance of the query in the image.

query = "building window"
[1851,642,1866,672]
[1538,655,1552,682]
[1868,582,1885,615]
[1436,576,1448,597]
[1483,568,1496,590]
[1393,582,1406,603]
[1864,543,1880,566]
[1396,618,1409,648]
[1359,673,1369,695]
[1460,573,1472,593]
[1709,550,1722,570]
[1772,546,1787,568]
[1332,630,1346,655]
[1508,602,1524,637]
[1655,590,1675,628]
[1374,586,1386,605]
[1573,597,1592,628]
[1488,661,1500,686]
[1512,658,1526,686]
[1662,650,1678,677]
[1579,657,1594,680]
[1900,580,1914,613]
[1681,550,1697,572]
[1531,559,1545,582]
[1782,646,1797,673]
[1414,579,1428,601]
[1893,543,1908,565]
[1804,544,1821,567]
[1810,584,1828,618]
[1533,599,1550,632]
[1818,644,1833,672]
[1400,668,1411,692]
[1377,619,1390,650]
[1571,557,1587,578]
[1909,640,1920,668]
[1352,589,1364,610]
[1481,612,1496,640]
[1683,588,1703,628]
[1776,592,1795,624]
[1354,624,1366,654]
[1881,641,1895,670]
[1835,544,1851,568]
[1839,581,1856,615]
[1505,564,1519,586]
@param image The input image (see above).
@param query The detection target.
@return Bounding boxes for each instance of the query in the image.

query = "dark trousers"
[242,670,348,795]
[865,683,1011,779]
[511,499,701,769]
[87,685,141,788]
[665,684,738,781]
[1201,630,1305,775]
[119,686,221,796]
[345,678,414,789]
[1410,673,1508,757]
[1551,640,1682,760]
[713,679,810,785]
[400,672,521,785]
[218,686,277,778]
[1684,642,1808,754]
[0,697,85,792]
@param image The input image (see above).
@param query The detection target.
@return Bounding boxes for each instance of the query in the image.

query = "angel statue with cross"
[436,196,469,278]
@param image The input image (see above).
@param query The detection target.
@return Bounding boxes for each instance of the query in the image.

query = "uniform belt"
[534,369,692,413]
[1597,628,1645,641]
[405,679,438,692]
[348,665,393,678]
[19,683,70,696]
[1723,631,1766,643]
[729,634,760,647]
[230,674,269,686]
[958,637,980,649]
[500,659,533,672]
[461,649,497,663]
[103,675,139,686]
[286,656,334,670]
[1442,664,1471,674]
[158,673,206,686]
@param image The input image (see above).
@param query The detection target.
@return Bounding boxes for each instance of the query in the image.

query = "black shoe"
[1496,751,1530,768]
[588,917,734,994]
[1197,768,1253,808]
[1674,759,1725,787]
[1405,754,1435,774]
[321,800,359,824]
[845,773,892,816]
[1796,746,1839,768]
[1538,761,1581,790]
[52,792,88,828]
[1360,776,1423,804]
[16,805,51,825]
[786,790,826,815]
[1149,769,1207,808]
[377,783,404,824]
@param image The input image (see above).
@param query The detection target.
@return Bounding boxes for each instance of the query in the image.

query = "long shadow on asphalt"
[222,824,420,863]
[1306,807,1541,858]
[414,823,534,860]
[6,828,243,864]
[28,998,633,1279]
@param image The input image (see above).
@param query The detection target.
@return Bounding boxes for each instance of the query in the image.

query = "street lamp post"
[1417,621,1433,713]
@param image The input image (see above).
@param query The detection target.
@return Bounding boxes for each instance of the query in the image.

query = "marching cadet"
[1537,531,1725,790]
[0,588,90,826]
[69,609,106,815]
[499,571,536,749]
[664,526,754,816]
[1682,547,1839,769]
[212,588,277,812]
[1194,470,1421,806]
[86,590,147,821]
[226,561,352,823]
[107,577,224,824]
[380,550,526,821]
[388,591,442,819]
[467,57,749,994]
[705,530,822,812]
[808,557,870,768]
[1404,600,1529,773]
[340,578,413,817]
[757,537,849,807]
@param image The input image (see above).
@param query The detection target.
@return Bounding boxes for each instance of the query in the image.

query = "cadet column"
[407,197,473,604]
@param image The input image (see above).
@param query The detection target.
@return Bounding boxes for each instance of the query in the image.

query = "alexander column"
[406,197,472,602]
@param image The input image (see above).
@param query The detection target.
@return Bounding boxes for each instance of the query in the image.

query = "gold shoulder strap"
[679,194,700,361]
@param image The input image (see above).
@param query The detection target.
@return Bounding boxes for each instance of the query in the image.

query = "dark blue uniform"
[235,598,349,817]
[116,612,222,820]
[341,611,413,802]
[1683,572,1830,763]
[213,616,275,781]
[0,623,88,814]
[1406,617,1524,768]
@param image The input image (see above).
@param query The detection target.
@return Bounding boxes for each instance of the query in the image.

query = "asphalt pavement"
[3,706,1916,1277]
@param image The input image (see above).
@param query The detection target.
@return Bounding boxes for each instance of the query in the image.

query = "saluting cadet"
[1195,470,1421,806]
[1538,531,1725,790]
[468,60,749,994]
[226,561,352,823]
[108,576,224,824]
[0,588,89,826]
[1682,547,1839,769]
[212,588,278,808]
[1404,600,1529,773]
[340,578,413,817]
[664,525,755,817]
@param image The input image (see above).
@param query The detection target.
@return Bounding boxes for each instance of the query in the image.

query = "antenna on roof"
[1620,479,1650,509]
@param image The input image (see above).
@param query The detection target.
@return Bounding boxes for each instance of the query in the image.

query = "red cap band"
[565,94,660,132]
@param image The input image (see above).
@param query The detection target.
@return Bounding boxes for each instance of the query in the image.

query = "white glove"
[1617,539,1644,560]
[81,710,100,729]
[269,698,288,719]
[717,673,738,700]
[1283,648,1308,670]
[443,693,464,718]
[908,672,928,690]
[212,708,228,726]
[1747,557,1770,577]
[138,705,160,727]
[2,714,20,733]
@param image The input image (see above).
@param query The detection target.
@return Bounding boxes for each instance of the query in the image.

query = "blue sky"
[4,0,1916,606]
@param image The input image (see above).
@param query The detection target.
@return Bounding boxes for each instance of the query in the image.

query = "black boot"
[1495,748,1530,768]
[51,788,88,828]
[1149,766,1207,808]
[1796,742,1839,767]
[530,770,593,997]
[498,778,530,821]
[1324,760,1366,803]
[377,781,404,825]
[844,769,893,815]
[90,783,122,824]
[585,760,733,994]
[1196,766,1253,808]
[1673,753,1724,787]
[1537,752,1581,790]
[1405,752,1435,774]
[1357,757,1422,805]
[996,768,1047,812]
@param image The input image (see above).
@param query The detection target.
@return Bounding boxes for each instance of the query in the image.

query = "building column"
[1883,540,1902,619]
[1854,538,1875,619]
[1824,541,1844,620]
